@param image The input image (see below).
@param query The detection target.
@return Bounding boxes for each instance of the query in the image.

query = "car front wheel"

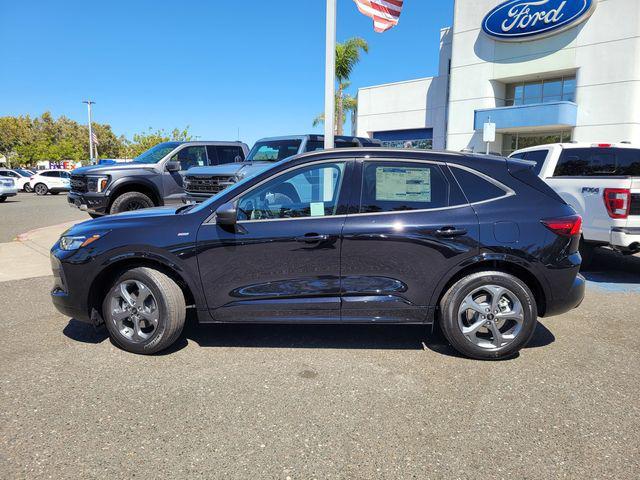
[103,267,186,355]
[34,183,48,195]
[439,271,537,360]
[109,191,154,214]
[23,184,32,192]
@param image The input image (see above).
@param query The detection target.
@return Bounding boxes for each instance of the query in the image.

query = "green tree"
[122,127,192,158]
[313,37,369,135]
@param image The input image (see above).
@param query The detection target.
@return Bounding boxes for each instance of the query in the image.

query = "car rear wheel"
[23,184,32,192]
[439,271,537,360]
[103,267,186,355]
[109,191,154,214]
[34,183,48,195]
[0,196,6,203]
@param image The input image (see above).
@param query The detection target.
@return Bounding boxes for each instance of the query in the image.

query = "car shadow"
[63,314,555,360]
[582,248,640,288]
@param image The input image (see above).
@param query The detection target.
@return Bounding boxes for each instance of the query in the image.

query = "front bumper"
[50,251,93,323]
[182,192,213,204]
[68,191,109,215]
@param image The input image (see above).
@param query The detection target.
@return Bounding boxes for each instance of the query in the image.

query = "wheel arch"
[87,256,200,322]
[107,179,162,209]
[430,257,548,318]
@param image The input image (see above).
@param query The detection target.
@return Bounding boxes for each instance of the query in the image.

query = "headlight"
[87,176,109,193]
[59,234,103,251]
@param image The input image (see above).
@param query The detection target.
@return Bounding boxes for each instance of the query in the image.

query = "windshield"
[246,140,302,162]
[131,142,182,164]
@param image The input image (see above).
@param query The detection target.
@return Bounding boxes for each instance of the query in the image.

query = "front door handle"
[295,234,329,244]
[435,226,468,237]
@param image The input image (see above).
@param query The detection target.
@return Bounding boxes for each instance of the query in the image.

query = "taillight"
[603,188,631,219]
[541,215,582,237]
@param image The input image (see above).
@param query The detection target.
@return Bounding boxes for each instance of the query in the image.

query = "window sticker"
[310,202,325,217]
[375,167,431,202]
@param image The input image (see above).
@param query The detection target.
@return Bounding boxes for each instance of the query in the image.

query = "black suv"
[51,148,585,360]
[68,141,248,217]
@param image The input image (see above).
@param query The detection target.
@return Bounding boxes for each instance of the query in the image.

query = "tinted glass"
[216,146,244,164]
[247,140,302,162]
[360,162,449,213]
[451,167,507,203]
[0,171,8,176]
[42,171,57,177]
[60,171,70,178]
[554,148,640,176]
[523,150,548,176]
[305,141,325,152]
[132,142,181,164]
[15,169,32,177]
[237,162,346,220]
[172,146,207,170]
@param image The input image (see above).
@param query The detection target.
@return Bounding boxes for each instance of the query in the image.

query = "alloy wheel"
[35,184,47,195]
[457,285,524,350]
[109,280,160,343]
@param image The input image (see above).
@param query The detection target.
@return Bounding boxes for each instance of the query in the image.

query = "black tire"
[103,267,186,355]
[34,183,48,196]
[23,184,32,193]
[579,238,596,271]
[0,196,6,203]
[439,271,538,360]
[88,213,102,219]
[109,191,154,214]
[50,191,60,195]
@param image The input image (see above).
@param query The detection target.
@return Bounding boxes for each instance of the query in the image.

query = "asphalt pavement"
[1,195,639,479]
[0,192,88,242]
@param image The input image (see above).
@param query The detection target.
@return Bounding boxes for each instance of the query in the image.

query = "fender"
[427,252,553,309]
[105,175,163,206]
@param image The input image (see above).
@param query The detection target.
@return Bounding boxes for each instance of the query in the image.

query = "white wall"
[447,0,640,152]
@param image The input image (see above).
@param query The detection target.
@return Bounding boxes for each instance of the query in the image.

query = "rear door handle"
[295,234,329,244]
[435,227,468,237]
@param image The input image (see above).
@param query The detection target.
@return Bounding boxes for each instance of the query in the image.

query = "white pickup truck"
[509,143,640,267]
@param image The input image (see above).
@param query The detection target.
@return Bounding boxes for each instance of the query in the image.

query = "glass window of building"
[506,76,576,106]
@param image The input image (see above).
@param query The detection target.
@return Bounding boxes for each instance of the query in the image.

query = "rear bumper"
[68,191,109,215]
[610,227,640,253]
[543,274,586,318]
[0,187,18,196]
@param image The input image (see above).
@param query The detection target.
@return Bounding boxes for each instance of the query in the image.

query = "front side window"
[237,162,346,221]
[172,146,207,170]
[360,161,449,213]
[247,140,302,162]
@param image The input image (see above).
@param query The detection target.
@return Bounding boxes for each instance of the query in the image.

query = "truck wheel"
[109,191,154,214]
[34,183,48,196]
[579,238,596,271]
[102,267,186,355]
[439,271,538,360]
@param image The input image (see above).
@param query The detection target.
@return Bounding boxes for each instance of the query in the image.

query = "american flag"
[353,0,404,33]
[91,132,99,146]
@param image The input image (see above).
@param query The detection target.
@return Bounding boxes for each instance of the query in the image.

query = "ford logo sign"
[482,0,598,41]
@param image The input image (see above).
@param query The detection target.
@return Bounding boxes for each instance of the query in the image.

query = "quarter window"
[360,162,449,213]
[451,167,507,203]
[237,162,346,221]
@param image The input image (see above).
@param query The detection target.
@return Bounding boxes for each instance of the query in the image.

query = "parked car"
[183,134,381,203]
[0,177,18,202]
[68,141,249,218]
[30,169,71,195]
[510,142,639,267]
[0,168,32,192]
[51,148,584,359]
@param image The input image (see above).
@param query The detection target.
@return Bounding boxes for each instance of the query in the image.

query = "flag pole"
[324,0,336,149]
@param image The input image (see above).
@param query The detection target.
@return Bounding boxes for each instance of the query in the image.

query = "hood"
[71,162,157,175]
[187,162,274,179]
[65,206,181,236]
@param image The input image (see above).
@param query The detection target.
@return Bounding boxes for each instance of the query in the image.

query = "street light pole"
[83,100,96,164]
[324,0,336,150]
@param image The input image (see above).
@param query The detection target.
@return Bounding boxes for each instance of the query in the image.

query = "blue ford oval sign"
[483,0,598,41]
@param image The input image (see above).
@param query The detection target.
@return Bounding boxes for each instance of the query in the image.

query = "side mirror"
[215,202,237,225]
[166,161,181,172]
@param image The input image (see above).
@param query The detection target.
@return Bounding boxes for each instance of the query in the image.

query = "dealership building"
[355,0,640,155]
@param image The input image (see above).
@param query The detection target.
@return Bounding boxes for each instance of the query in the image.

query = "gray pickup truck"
[183,134,381,202]
[68,141,248,217]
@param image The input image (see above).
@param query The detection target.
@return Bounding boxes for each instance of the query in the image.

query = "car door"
[339,158,480,323]
[196,159,352,322]
[163,145,208,204]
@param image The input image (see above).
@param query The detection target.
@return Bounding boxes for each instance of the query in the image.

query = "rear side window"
[554,148,640,176]
[360,161,449,213]
[209,145,245,165]
[522,150,548,175]
[451,167,508,204]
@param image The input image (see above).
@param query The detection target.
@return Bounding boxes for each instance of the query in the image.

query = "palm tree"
[313,37,369,135]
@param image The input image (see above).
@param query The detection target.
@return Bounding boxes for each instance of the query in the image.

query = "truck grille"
[184,175,236,195]
[630,193,640,216]
[70,175,87,193]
